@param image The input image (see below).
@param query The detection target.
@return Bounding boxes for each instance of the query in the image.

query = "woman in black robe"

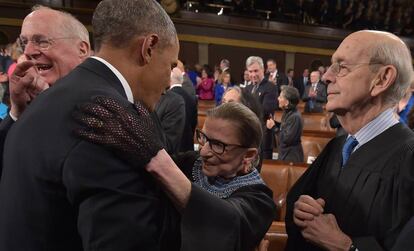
[74,98,276,251]
[267,85,304,162]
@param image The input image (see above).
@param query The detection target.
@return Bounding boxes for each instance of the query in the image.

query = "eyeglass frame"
[18,35,77,51]
[195,129,247,155]
[327,61,384,77]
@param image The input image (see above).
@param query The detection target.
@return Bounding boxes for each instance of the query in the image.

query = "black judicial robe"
[174,152,276,251]
[285,123,414,251]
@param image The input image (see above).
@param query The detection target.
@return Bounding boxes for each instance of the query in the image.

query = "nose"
[199,142,213,156]
[321,68,334,86]
[24,41,41,60]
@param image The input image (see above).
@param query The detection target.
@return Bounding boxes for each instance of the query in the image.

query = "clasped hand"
[293,195,352,251]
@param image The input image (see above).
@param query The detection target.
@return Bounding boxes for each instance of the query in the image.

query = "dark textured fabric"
[285,123,414,251]
[74,96,163,166]
[0,58,176,251]
[278,109,304,162]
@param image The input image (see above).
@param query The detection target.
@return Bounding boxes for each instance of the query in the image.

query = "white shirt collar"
[91,56,134,103]
[170,84,182,89]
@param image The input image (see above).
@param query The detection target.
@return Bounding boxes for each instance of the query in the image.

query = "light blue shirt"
[350,108,399,152]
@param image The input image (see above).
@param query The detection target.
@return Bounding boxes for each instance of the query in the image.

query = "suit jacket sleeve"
[0,115,14,177]
[262,84,278,117]
[159,95,186,154]
[180,183,276,251]
[315,84,327,103]
[62,142,163,251]
[302,86,310,102]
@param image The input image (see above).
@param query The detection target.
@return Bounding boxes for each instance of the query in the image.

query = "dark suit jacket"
[293,76,307,98]
[265,70,288,94]
[302,81,327,113]
[171,86,197,152]
[156,90,186,154]
[0,58,178,251]
[0,115,13,178]
[245,78,278,120]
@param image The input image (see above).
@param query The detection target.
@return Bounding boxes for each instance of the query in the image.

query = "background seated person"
[267,85,304,163]
[74,99,276,251]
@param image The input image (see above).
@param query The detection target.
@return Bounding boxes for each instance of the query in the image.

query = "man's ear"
[140,34,159,65]
[78,41,90,59]
[371,65,397,97]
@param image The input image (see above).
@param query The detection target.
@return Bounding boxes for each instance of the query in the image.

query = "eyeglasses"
[196,129,246,155]
[327,62,383,77]
[18,36,76,51]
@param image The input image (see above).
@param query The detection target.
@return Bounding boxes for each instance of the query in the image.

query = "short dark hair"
[92,0,177,51]
[281,85,300,110]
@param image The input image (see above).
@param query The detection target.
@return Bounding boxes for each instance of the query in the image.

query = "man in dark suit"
[293,68,309,98]
[245,56,278,159]
[0,1,180,251]
[302,70,327,113]
[170,66,197,152]
[265,58,288,94]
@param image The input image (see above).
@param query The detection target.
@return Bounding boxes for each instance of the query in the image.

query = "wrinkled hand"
[73,96,163,167]
[301,214,352,251]
[293,195,325,228]
[9,60,49,118]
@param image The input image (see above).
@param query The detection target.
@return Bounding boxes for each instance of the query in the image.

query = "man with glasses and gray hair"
[286,30,414,251]
[0,6,91,177]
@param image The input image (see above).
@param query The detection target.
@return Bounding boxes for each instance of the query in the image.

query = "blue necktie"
[342,136,358,167]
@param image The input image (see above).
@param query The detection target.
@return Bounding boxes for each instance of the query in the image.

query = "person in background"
[75,100,276,251]
[245,56,278,160]
[267,85,304,163]
[302,70,327,113]
[197,66,214,100]
[239,69,251,88]
[214,71,232,105]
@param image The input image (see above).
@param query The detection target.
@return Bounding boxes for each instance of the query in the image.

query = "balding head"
[170,67,183,86]
[20,5,90,85]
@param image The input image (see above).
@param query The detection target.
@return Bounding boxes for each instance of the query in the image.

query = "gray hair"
[280,85,300,109]
[368,31,413,105]
[92,0,177,52]
[207,102,263,149]
[32,5,90,46]
[246,56,264,69]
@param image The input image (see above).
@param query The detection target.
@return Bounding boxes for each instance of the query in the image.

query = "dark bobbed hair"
[281,85,300,110]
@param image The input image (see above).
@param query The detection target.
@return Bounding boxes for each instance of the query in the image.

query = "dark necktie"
[342,136,358,167]
[251,84,258,94]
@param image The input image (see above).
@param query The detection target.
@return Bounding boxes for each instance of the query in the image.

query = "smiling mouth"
[36,64,52,72]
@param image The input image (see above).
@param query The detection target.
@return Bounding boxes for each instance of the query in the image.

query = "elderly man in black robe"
[285,30,414,251]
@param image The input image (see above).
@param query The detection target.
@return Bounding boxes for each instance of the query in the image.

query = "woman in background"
[214,71,232,105]
[196,66,214,100]
[267,85,304,162]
